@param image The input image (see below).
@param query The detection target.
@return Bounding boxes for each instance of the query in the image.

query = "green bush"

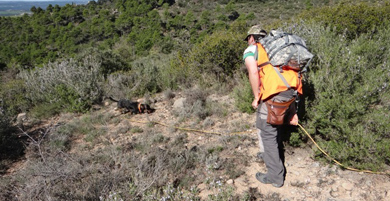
[19,55,104,115]
[104,71,136,99]
[171,28,246,88]
[75,48,130,77]
[232,72,255,114]
[164,51,195,89]
[298,2,390,40]
[0,109,11,155]
[104,53,174,98]
[285,19,390,170]
[0,79,30,116]
[0,107,24,175]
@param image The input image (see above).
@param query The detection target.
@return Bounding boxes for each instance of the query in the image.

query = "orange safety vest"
[256,43,303,100]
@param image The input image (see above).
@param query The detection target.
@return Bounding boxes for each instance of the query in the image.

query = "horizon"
[0,0,91,16]
[0,0,88,1]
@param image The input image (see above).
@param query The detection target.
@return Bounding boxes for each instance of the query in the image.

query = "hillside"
[2,91,389,200]
[1,0,390,200]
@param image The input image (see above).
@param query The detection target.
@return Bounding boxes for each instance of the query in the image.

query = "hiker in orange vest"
[243,25,300,188]
[243,26,267,162]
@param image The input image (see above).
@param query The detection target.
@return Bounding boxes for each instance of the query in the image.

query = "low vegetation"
[0,107,258,200]
[1,0,390,200]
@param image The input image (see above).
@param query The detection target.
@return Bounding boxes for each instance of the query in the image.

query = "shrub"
[75,48,130,77]
[174,87,211,120]
[171,28,246,88]
[298,2,390,40]
[19,55,104,115]
[0,79,30,116]
[0,108,24,175]
[104,53,175,99]
[232,72,255,114]
[283,19,390,170]
[163,51,194,89]
[129,54,163,95]
[104,71,137,100]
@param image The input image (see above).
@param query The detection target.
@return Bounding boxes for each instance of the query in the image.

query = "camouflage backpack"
[259,30,313,73]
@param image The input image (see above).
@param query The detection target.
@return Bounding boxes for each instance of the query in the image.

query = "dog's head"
[138,103,155,114]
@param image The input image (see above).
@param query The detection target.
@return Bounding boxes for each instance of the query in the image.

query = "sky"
[0,0,50,1]
[0,0,88,1]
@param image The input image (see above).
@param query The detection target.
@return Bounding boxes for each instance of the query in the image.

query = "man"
[243,25,300,188]
[242,25,267,160]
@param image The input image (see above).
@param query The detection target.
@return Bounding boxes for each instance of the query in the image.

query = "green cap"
[244,25,267,41]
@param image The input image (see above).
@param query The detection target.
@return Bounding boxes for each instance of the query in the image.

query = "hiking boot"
[257,152,264,161]
[255,172,283,188]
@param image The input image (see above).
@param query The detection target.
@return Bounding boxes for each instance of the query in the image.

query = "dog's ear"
[145,104,155,114]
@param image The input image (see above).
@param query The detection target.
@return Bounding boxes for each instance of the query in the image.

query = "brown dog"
[109,97,155,114]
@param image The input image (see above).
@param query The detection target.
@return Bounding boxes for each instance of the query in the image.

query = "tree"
[30,6,37,13]
[46,4,53,13]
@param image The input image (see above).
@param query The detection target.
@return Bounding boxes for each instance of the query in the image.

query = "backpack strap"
[272,66,300,113]
[258,61,270,69]
[255,44,271,70]
[257,43,295,91]
[272,67,291,89]
[257,42,301,112]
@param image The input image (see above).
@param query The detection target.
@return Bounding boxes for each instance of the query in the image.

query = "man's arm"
[245,56,260,109]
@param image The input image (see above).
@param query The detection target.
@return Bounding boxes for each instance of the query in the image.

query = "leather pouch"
[265,98,295,125]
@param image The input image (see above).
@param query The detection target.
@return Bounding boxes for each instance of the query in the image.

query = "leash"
[125,116,389,175]
[298,123,390,175]
[127,119,253,136]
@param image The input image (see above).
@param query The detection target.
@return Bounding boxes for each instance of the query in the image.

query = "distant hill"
[0,0,89,16]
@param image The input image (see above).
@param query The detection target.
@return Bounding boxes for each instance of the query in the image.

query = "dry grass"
[0,101,259,200]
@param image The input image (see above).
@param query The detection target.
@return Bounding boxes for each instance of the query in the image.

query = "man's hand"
[252,97,260,109]
[245,56,261,110]
[289,114,298,125]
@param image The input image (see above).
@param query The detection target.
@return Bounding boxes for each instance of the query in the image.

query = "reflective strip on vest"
[256,43,303,100]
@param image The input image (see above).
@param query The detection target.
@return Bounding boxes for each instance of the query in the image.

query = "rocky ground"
[131,93,390,201]
[6,91,390,201]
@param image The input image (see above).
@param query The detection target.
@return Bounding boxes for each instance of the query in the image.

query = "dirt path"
[234,146,390,201]
[131,94,390,200]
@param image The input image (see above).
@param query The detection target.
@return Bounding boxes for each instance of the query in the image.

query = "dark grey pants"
[256,90,295,186]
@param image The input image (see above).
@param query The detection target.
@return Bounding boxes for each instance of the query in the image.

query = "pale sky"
[0,0,57,1]
[0,0,88,1]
